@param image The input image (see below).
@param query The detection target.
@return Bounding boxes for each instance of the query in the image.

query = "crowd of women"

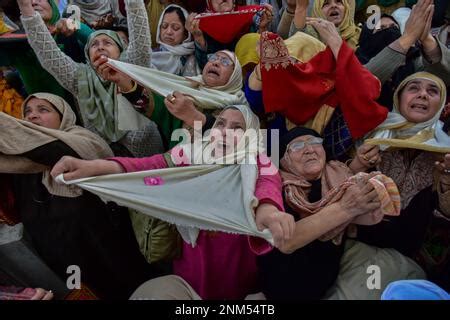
[0,0,449,300]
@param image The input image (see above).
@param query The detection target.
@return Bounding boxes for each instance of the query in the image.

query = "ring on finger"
[169,96,176,103]
[362,155,369,161]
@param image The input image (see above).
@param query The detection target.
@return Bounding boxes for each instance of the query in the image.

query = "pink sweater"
[110,153,284,300]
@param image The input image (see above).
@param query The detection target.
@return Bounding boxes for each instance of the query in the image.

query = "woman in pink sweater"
[51,105,294,299]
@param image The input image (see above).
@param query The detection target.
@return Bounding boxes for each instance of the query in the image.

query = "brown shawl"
[0,93,113,197]
[280,159,401,245]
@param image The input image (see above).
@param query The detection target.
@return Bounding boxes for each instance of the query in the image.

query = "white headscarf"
[57,105,274,246]
[107,50,248,109]
[178,104,262,165]
[187,50,245,100]
[151,5,195,75]
[365,72,450,153]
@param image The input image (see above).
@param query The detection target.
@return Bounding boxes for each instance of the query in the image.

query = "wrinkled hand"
[419,3,437,51]
[16,0,34,16]
[295,0,309,10]
[339,178,381,218]
[286,0,297,12]
[350,144,381,172]
[186,13,205,48]
[259,4,274,33]
[306,17,342,58]
[435,153,450,175]
[51,156,123,181]
[31,288,53,300]
[164,91,205,128]
[55,18,76,37]
[401,0,434,49]
[255,203,295,249]
[91,13,114,29]
[92,55,134,91]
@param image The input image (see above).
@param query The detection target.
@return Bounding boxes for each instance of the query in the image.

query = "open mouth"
[410,103,429,113]
[207,69,220,77]
[329,11,340,18]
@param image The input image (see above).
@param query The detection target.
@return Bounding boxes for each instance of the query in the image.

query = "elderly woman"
[352,72,450,289]
[108,49,247,149]
[17,0,163,157]
[256,127,396,299]
[50,105,295,300]
[0,93,161,299]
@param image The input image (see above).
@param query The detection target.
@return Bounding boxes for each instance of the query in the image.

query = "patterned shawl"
[280,158,400,245]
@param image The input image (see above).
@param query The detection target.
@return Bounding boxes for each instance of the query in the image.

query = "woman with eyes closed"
[50,105,295,300]
[150,4,200,77]
[0,93,161,300]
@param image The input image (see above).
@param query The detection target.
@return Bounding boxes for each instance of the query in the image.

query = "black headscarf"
[279,127,322,158]
[356,15,402,64]
[356,14,421,110]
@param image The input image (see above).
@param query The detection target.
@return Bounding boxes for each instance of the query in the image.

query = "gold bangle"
[119,80,137,94]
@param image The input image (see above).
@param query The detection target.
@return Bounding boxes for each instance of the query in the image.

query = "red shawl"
[260,32,388,139]
[196,5,264,44]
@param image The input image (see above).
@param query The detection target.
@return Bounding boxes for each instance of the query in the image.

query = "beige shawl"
[0,93,113,197]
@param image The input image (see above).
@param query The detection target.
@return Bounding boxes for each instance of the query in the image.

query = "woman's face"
[23,98,61,129]
[88,34,121,64]
[285,135,326,180]
[373,16,399,34]
[32,0,53,22]
[160,11,187,46]
[321,0,345,27]
[210,108,246,158]
[399,79,441,123]
[202,52,235,87]
[210,0,234,12]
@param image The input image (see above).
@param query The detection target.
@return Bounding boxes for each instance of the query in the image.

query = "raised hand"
[164,91,206,128]
[186,13,206,50]
[16,0,35,17]
[350,143,381,173]
[306,17,342,58]
[258,4,274,33]
[92,55,135,91]
[400,0,434,50]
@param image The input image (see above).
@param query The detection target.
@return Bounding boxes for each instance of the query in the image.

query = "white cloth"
[107,51,248,109]
[57,105,271,246]
[151,5,196,75]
